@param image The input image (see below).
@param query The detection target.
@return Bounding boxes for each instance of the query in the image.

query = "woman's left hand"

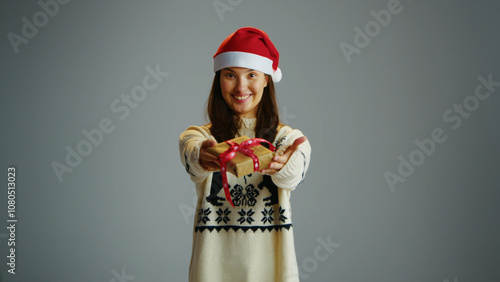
[261,136,307,175]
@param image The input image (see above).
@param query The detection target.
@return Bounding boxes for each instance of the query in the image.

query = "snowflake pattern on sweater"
[195,171,293,233]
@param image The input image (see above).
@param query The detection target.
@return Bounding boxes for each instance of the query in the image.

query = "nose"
[236,77,248,92]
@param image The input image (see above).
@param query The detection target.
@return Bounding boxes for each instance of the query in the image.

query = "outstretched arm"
[199,139,220,171]
[261,136,307,175]
[262,130,311,190]
[179,125,216,184]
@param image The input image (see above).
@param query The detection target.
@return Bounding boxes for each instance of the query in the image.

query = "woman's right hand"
[199,139,220,171]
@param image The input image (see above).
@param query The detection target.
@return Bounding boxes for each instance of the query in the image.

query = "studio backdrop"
[1,0,499,281]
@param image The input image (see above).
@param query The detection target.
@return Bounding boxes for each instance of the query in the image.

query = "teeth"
[235,95,250,100]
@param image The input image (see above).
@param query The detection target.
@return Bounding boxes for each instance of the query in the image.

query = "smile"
[233,94,251,102]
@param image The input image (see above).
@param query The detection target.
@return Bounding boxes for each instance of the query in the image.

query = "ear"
[264,75,269,87]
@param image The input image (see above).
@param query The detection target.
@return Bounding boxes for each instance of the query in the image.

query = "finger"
[203,165,219,172]
[267,161,284,171]
[201,155,220,170]
[200,140,218,164]
[260,168,278,175]
[274,136,307,161]
[201,139,217,149]
[208,162,221,171]
[202,152,219,162]
[286,136,307,153]
[202,160,220,171]
[272,153,289,164]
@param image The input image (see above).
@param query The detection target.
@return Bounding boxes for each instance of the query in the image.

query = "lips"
[232,94,252,102]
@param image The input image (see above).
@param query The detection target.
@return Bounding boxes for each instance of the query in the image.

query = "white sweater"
[179,118,311,282]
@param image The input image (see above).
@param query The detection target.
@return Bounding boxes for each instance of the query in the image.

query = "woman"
[179,27,311,282]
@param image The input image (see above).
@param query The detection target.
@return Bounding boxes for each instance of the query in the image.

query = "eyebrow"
[223,68,255,73]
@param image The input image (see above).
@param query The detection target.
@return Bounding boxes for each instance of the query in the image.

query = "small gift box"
[207,136,275,178]
[207,136,276,207]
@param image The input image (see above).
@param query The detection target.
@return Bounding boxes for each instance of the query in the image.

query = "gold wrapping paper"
[207,136,274,178]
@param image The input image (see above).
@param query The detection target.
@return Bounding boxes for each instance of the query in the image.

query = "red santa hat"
[213,27,282,82]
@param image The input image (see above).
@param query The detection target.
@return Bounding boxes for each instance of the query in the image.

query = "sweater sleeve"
[179,125,215,184]
[271,127,312,190]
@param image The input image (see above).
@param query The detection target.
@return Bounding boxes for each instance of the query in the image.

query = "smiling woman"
[179,27,311,282]
[220,67,268,119]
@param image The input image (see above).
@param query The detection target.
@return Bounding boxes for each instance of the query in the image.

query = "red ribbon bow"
[218,138,276,207]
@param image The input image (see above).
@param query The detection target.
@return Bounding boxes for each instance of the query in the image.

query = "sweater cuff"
[179,126,215,182]
[189,140,213,179]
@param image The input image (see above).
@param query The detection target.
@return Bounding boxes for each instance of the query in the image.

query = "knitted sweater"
[179,118,311,282]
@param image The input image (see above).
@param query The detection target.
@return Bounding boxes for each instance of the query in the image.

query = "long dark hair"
[206,71,280,143]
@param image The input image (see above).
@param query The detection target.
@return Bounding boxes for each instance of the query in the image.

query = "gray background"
[1,0,499,281]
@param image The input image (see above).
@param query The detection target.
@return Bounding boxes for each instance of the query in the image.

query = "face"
[220,67,268,119]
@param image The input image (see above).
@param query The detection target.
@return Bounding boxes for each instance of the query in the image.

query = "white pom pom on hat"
[272,67,282,82]
[213,27,282,82]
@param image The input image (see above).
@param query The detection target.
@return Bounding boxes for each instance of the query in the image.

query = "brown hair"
[206,71,280,143]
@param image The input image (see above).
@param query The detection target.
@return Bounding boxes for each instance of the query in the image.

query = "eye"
[225,72,235,78]
[248,73,257,78]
